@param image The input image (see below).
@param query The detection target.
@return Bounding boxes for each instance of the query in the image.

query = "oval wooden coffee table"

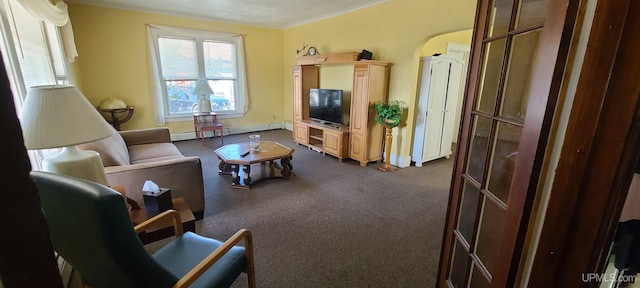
[214,141,294,189]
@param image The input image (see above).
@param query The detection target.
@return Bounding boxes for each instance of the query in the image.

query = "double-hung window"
[0,0,69,170]
[0,0,68,105]
[149,25,247,121]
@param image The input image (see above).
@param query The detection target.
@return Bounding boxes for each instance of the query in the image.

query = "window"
[0,0,68,102]
[0,0,69,170]
[149,25,247,121]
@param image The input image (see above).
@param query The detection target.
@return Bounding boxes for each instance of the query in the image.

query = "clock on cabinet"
[306,46,318,56]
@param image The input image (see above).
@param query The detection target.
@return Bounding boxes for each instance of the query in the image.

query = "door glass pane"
[466,116,493,183]
[457,181,482,242]
[475,197,507,275]
[469,264,491,288]
[488,0,515,37]
[476,39,507,114]
[499,29,542,122]
[449,238,470,287]
[487,122,522,203]
[516,0,548,29]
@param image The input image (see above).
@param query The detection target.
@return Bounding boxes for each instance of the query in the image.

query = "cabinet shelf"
[310,143,323,150]
[309,135,323,141]
[293,120,349,162]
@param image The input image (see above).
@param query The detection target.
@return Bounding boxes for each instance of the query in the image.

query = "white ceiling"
[68,0,389,28]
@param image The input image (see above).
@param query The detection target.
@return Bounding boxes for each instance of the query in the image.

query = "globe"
[98,97,127,110]
[97,97,133,126]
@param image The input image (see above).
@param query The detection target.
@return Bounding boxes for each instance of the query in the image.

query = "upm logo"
[582,272,636,283]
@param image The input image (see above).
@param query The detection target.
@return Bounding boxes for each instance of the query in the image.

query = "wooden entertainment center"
[292,52,391,167]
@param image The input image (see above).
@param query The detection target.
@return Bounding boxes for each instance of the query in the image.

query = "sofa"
[78,127,205,218]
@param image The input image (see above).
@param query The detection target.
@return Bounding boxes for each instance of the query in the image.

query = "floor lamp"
[19,85,115,185]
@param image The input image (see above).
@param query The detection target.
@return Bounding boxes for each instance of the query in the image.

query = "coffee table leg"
[218,159,233,176]
[231,164,241,186]
[280,156,293,179]
[242,165,252,187]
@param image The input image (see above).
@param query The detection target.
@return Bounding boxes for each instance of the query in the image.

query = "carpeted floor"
[157,129,454,287]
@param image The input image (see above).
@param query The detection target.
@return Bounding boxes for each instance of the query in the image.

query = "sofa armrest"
[119,127,172,146]
[104,156,205,215]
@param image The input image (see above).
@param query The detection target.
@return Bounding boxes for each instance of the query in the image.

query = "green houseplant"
[374,100,405,128]
[373,100,406,172]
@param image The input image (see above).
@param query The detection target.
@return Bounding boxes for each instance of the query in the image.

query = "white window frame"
[148,25,248,123]
[0,0,69,171]
[0,0,69,106]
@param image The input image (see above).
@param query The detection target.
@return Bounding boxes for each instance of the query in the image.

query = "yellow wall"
[68,0,477,164]
[421,30,473,56]
[283,0,477,165]
[68,3,284,132]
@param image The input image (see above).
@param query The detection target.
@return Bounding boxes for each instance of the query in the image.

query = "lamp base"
[198,97,212,112]
[42,146,108,185]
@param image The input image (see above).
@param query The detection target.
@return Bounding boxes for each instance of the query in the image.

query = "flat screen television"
[309,88,344,125]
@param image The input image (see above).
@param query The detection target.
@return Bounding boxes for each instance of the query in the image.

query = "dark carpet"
[163,129,454,288]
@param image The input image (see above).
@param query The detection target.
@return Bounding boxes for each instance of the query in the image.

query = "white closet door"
[413,55,464,167]
[423,59,450,160]
[440,61,462,156]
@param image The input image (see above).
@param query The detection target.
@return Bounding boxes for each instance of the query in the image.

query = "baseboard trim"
[177,122,410,168]
[389,154,412,168]
[171,122,285,141]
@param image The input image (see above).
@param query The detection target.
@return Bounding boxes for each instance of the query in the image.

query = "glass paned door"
[439,0,556,286]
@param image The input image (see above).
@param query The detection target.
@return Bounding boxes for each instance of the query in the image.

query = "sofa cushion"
[78,131,130,166]
[128,143,184,164]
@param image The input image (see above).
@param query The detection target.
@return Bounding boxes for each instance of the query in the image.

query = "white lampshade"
[19,85,115,185]
[194,80,213,96]
[20,85,114,149]
[194,80,213,112]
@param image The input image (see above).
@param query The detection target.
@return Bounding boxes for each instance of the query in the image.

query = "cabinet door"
[440,61,462,156]
[424,59,450,160]
[292,65,318,122]
[294,122,308,144]
[292,66,303,121]
[350,68,369,136]
[349,133,364,161]
[323,130,341,155]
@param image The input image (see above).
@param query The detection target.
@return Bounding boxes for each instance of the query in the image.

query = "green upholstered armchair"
[32,171,255,288]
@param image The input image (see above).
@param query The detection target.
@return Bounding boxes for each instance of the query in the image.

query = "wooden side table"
[194,112,224,146]
[130,197,196,244]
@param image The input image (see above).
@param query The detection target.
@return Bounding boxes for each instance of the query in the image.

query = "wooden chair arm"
[134,209,183,236]
[173,229,254,288]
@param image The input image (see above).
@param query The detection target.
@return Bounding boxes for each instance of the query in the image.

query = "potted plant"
[373,100,406,171]
[374,100,404,128]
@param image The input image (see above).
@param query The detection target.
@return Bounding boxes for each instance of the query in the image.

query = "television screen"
[309,88,343,125]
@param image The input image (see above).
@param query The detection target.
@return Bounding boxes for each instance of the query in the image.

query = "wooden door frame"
[437,0,579,285]
[527,0,640,286]
[0,52,63,286]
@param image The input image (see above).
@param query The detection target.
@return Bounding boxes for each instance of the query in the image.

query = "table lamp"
[194,80,213,113]
[19,85,115,185]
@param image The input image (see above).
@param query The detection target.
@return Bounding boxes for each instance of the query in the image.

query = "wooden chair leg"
[220,128,224,144]
[200,131,205,146]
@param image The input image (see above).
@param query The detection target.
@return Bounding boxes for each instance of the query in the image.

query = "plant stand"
[378,125,400,172]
